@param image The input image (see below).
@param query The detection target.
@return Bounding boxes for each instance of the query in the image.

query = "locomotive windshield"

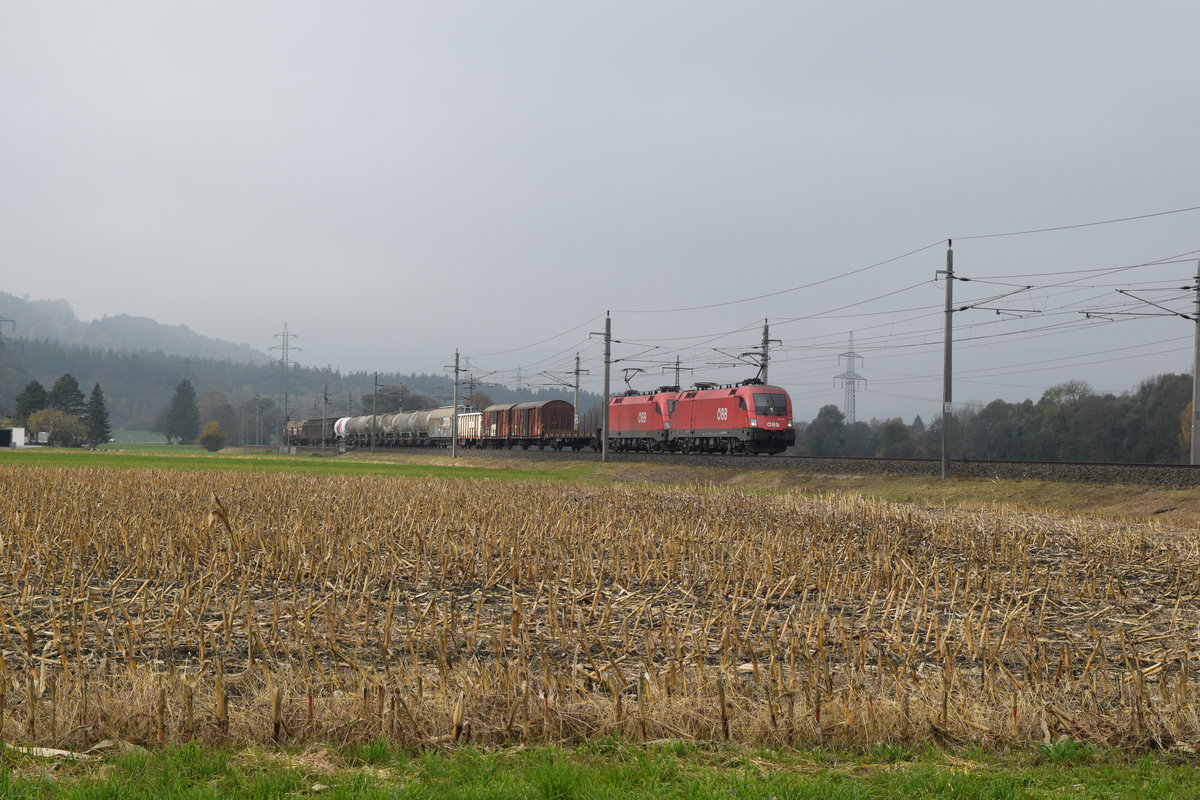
[753,393,788,416]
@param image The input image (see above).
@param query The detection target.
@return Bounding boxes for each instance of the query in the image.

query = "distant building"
[0,427,26,448]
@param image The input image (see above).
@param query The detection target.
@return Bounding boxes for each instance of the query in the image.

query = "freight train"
[285,380,795,454]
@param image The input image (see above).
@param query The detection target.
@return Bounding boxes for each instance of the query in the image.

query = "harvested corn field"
[2,465,1200,751]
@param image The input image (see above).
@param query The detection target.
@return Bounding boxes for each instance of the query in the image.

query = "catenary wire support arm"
[1114,289,1197,320]
[1080,272,1200,464]
[738,320,781,384]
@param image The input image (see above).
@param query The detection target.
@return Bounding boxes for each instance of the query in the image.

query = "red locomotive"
[608,380,794,454]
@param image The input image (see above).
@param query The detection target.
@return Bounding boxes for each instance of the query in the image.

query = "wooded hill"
[0,337,594,442]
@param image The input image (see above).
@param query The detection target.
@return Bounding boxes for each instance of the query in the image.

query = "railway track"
[449,448,1200,488]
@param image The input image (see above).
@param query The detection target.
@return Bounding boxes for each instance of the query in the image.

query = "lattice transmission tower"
[835,333,867,424]
[270,324,301,443]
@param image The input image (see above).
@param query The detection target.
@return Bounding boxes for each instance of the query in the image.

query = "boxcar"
[481,400,579,449]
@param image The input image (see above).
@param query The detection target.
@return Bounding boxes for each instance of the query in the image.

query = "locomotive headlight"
[749,418,757,427]
[787,420,793,428]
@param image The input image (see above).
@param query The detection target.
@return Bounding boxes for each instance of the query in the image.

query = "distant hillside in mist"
[0,293,598,435]
[0,292,269,364]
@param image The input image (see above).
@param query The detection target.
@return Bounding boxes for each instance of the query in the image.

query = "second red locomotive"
[608,380,794,454]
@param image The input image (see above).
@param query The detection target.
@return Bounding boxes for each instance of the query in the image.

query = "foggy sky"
[3,1,1199,423]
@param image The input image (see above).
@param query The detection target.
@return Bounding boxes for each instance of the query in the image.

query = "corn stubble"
[2,464,1199,751]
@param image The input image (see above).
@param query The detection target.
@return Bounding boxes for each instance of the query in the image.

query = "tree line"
[12,375,232,450]
[0,338,594,437]
[12,373,111,446]
[793,374,1193,464]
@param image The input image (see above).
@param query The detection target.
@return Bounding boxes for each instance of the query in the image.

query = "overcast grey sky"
[3,1,1199,422]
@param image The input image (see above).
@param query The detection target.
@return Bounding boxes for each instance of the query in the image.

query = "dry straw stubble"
[1,464,1198,751]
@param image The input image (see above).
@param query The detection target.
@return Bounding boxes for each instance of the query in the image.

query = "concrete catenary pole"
[321,380,328,448]
[371,372,378,453]
[1192,261,1200,465]
[602,314,611,462]
[573,353,588,432]
[451,349,460,459]
[761,320,770,385]
[940,241,954,479]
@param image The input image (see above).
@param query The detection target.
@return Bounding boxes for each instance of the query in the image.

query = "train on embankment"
[285,379,796,455]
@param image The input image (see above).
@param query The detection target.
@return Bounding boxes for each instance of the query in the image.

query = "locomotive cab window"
[737,398,746,410]
[753,393,788,416]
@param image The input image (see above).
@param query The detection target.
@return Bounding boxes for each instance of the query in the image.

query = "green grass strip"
[0,447,594,483]
[2,739,1199,799]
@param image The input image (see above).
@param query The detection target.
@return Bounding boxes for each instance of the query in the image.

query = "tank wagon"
[332,406,463,448]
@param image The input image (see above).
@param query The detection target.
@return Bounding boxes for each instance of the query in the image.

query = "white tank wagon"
[341,415,377,442]
[393,409,435,439]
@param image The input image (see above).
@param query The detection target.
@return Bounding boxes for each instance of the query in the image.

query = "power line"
[614,240,945,314]
[474,313,605,357]
[955,203,1200,241]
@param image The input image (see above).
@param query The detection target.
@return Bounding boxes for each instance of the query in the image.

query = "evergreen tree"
[803,404,846,456]
[47,373,86,417]
[164,380,201,444]
[85,383,112,446]
[14,379,48,425]
[876,417,916,457]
